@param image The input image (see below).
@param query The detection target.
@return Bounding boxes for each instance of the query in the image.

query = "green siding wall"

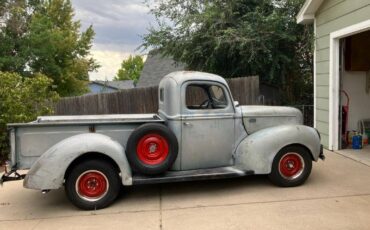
[316,98,329,110]
[314,0,370,148]
[317,73,329,86]
[316,48,329,62]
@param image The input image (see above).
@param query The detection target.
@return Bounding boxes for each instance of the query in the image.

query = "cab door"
[180,81,235,170]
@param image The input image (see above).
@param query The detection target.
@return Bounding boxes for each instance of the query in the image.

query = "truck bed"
[7,114,164,169]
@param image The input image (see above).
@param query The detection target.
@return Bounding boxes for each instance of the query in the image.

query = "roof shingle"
[137,51,186,88]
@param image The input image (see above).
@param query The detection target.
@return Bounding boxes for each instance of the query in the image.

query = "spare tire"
[126,123,178,175]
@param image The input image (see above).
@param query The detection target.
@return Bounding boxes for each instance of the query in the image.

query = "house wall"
[314,0,370,147]
[342,71,370,131]
[88,83,117,94]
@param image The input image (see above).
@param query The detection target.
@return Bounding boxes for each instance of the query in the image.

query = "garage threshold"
[335,146,370,167]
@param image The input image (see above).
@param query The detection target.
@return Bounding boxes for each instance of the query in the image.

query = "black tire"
[126,123,178,175]
[268,146,312,187]
[65,159,121,210]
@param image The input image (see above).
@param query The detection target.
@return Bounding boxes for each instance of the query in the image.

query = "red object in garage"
[341,90,350,145]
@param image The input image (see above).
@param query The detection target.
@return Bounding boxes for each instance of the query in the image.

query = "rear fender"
[24,133,132,190]
[235,125,321,174]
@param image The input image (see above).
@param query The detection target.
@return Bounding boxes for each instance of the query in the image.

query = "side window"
[186,84,228,110]
[186,85,209,109]
[209,85,227,109]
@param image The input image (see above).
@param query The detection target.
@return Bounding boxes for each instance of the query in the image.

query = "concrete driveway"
[1,150,370,230]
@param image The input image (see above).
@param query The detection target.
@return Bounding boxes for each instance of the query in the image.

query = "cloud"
[71,0,156,80]
[88,49,132,81]
[88,43,146,81]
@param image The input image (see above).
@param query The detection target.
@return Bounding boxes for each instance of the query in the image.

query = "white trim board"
[329,20,370,150]
[296,0,324,24]
[313,19,317,128]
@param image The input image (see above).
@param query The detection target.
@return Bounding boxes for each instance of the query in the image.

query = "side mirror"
[234,101,239,107]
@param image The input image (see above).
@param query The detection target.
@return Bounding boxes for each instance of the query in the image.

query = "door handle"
[183,122,192,126]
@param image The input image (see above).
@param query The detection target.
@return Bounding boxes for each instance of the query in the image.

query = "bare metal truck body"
[1,71,324,210]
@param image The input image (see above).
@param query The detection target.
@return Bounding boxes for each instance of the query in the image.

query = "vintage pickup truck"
[1,71,324,210]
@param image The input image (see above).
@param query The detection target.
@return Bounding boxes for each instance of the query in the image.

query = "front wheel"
[65,159,121,210]
[268,146,312,187]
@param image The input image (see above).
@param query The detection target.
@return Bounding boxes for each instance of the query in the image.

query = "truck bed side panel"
[13,123,150,169]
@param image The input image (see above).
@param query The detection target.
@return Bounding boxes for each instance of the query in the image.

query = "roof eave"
[297,14,315,24]
[296,0,324,25]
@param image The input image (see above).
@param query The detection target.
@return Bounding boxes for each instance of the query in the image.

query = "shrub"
[0,72,59,161]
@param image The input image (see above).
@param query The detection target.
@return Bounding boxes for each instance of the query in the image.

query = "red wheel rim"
[76,170,109,201]
[278,153,305,179]
[136,133,169,165]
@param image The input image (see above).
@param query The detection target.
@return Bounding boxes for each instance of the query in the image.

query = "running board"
[132,167,254,185]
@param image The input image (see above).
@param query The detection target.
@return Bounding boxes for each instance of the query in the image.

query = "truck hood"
[241,106,303,134]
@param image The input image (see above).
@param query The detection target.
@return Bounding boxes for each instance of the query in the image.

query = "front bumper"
[319,145,325,160]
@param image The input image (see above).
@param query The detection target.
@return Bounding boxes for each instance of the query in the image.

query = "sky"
[71,0,156,81]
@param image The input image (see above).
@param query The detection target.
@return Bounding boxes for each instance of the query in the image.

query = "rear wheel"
[268,146,312,187]
[65,159,121,210]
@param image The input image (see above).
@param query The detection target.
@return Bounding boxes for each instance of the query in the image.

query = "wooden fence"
[55,76,259,115]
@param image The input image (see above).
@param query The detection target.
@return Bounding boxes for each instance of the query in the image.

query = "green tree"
[114,55,144,83]
[0,71,59,160]
[0,0,33,74]
[142,0,313,104]
[0,0,99,96]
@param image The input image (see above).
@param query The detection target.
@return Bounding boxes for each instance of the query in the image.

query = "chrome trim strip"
[245,115,298,118]
[182,115,235,120]
[7,119,164,127]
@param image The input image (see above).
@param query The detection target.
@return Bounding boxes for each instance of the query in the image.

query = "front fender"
[235,125,321,174]
[24,133,132,190]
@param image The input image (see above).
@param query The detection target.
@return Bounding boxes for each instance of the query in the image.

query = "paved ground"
[337,145,370,166]
[1,150,370,230]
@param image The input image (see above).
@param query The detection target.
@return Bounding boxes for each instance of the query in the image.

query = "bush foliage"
[142,0,313,105]
[0,0,98,97]
[0,72,59,161]
[114,55,144,84]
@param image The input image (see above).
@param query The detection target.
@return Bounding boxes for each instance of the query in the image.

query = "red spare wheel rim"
[137,133,169,165]
[76,170,109,201]
[278,152,305,180]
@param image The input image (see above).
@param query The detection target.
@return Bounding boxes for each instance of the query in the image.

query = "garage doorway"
[331,22,370,164]
[329,20,370,151]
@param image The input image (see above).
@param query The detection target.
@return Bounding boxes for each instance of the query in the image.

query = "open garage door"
[337,29,370,163]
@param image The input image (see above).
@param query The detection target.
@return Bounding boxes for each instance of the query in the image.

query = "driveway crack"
[2,193,370,222]
[31,219,42,230]
[159,185,163,230]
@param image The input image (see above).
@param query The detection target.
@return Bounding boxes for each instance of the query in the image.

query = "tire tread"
[65,159,121,210]
[126,123,178,175]
[268,146,312,187]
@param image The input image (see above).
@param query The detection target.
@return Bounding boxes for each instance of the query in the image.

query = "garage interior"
[337,29,370,164]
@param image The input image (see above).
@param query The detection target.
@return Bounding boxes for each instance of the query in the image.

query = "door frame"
[329,20,370,150]
[180,81,236,170]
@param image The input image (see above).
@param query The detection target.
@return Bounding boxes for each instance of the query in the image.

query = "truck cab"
[158,72,240,170]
